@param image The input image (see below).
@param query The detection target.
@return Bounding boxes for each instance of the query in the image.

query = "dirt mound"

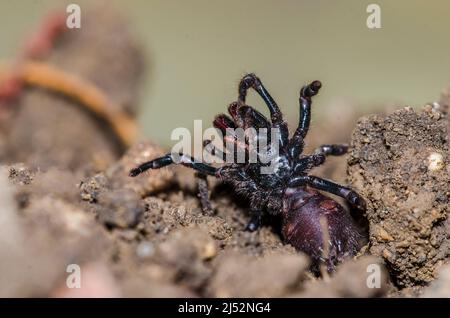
[3,106,449,296]
[0,140,392,297]
[348,106,449,288]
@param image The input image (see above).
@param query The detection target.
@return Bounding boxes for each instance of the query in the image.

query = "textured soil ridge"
[348,106,449,287]
[1,104,448,296]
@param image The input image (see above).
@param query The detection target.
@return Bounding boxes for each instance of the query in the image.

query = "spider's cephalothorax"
[130,74,366,270]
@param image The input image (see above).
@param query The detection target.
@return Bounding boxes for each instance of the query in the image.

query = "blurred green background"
[1,0,449,146]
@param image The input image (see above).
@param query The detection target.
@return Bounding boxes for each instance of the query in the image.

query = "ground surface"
[348,105,449,292]
[1,103,448,297]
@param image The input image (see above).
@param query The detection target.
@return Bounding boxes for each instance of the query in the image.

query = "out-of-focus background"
[1,0,449,146]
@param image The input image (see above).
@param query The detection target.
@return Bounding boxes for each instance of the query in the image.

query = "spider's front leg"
[130,152,218,215]
[314,144,349,156]
[129,153,217,177]
[288,175,366,212]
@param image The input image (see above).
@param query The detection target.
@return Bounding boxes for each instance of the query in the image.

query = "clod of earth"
[348,106,449,287]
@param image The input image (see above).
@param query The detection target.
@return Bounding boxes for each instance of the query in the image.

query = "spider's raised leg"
[238,74,289,147]
[238,105,271,130]
[288,80,322,158]
[214,113,237,132]
[295,80,322,138]
[129,153,217,177]
[215,105,271,164]
[238,74,281,123]
[288,175,366,212]
[214,112,248,163]
[239,105,275,163]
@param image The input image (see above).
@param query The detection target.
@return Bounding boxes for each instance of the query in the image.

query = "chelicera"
[130,74,366,270]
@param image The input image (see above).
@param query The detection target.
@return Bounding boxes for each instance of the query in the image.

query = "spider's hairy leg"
[288,175,366,212]
[227,102,244,127]
[238,74,281,122]
[288,80,322,158]
[293,154,326,173]
[129,154,172,176]
[238,105,274,162]
[196,172,214,215]
[216,165,258,193]
[238,105,271,130]
[245,208,263,232]
[214,113,236,132]
[315,144,349,156]
[216,165,263,231]
[227,103,271,146]
[129,153,217,177]
[203,139,226,161]
[293,144,349,173]
[216,107,267,164]
[238,73,289,146]
[296,80,322,138]
[213,113,247,163]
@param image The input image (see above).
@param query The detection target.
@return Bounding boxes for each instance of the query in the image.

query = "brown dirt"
[2,104,448,297]
[348,106,449,289]
[1,145,390,297]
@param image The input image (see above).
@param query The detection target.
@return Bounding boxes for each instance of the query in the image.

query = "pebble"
[427,152,444,171]
[136,241,155,259]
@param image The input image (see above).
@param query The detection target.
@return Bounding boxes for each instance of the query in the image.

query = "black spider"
[130,74,366,270]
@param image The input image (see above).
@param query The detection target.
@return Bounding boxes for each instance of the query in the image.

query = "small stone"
[427,152,444,171]
[374,226,394,241]
[382,248,394,260]
[200,241,217,260]
[136,241,155,259]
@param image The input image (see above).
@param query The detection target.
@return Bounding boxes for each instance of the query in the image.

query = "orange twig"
[0,60,141,147]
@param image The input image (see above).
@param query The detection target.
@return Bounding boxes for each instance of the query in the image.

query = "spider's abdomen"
[282,187,361,270]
